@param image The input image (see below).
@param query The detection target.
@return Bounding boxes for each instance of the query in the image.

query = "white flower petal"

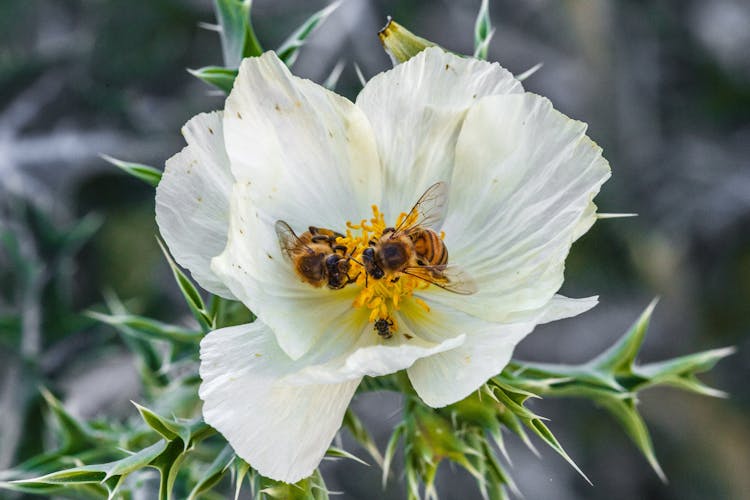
[433,93,611,321]
[211,182,369,360]
[286,324,465,385]
[537,294,598,324]
[405,295,594,408]
[222,51,381,229]
[156,111,235,298]
[356,46,522,217]
[199,320,360,483]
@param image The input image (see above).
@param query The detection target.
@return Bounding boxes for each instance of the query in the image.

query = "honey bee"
[275,221,356,290]
[361,182,478,295]
[373,317,394,339]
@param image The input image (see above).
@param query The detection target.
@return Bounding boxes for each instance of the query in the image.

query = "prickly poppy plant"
[1,2,732,499]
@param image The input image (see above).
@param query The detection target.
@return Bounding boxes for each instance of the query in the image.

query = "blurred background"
[1,0,748,499]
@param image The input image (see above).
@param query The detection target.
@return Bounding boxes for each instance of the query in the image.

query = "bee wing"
[394,181,449,233]
[309,226,345,241]
[275,220,309,259]
[402,264,478,295]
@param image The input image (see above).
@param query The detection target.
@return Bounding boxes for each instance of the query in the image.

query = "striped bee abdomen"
[410,228,448,266]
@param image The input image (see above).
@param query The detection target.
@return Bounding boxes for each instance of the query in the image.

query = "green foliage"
[213,0,262,67]
[277,2,341,66]
[500,300,733,483]
[361,301,732,498]
[473,0,493,60]
[187,66,239,93]
[191,1,339,92]
[0,199,102,470]
[100,154,162,188]
[156,238,213,332]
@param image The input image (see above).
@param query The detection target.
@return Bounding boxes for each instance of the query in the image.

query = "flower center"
[338,205,433,333]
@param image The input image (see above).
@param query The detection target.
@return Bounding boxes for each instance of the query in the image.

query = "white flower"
[155,47,610,483]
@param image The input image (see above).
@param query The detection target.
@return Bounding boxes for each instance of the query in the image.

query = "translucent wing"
[394,182,449,234]
[275,220,309,259]
[402,264,478,295]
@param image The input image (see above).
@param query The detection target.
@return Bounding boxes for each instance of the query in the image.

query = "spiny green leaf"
[325,446,369,467]
[634,346,735,391]
[343,409,383,466]
[1,480,108,497]
[188,66,238,93]
[473,0,492,60]
[156,237,213,331]
[104,440,169,479]
[481,438,519,499]
[101,154,162,187]
[488,382,541,422]
[526,418,590,485]
[10,440,167,486]
[187,444,235,500]
[86,310,202,344]
[277,1,341,66]
[100,290,168,387]
[404,456,421,500]
[590,299,658,373]
[151,439,188,500]
[104,474,127,500]
[382,423,404,487]
[213,0,261,67]
[234,459,250,500]
[39,387,95,453]
[496,408,538,457]
[597,396,666,482]
[0,480,65,494]
[133,402,182,442]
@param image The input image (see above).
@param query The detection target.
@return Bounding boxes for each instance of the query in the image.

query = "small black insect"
[374,317,394,339]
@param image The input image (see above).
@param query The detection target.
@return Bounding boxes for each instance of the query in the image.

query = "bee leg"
[332,244,348,254]
[390,276,400,283]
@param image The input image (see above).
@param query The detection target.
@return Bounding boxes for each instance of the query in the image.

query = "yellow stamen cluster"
[338,205,430,332]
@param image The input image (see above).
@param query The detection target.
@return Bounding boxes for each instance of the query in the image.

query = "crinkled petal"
[155,111,235,298]
[212,182,368,360]
[222,51,381,229]
[406,295,596,408]
[356,46,522,218]
[285,319,465,385]
[432,93,611,321]
[199,321,359,483]
[537,294,598,324]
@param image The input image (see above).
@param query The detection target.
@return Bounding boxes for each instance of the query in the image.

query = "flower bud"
[378,17,437,65]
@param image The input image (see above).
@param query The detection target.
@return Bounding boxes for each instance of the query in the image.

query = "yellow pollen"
[337,205,430,332]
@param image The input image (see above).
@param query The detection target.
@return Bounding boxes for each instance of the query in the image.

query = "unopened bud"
[378,17,437,65]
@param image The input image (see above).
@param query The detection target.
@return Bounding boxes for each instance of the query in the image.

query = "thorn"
[597,213,638,219]
[197,22,221,32]
[354,63,367,88]
[515,62,543,81]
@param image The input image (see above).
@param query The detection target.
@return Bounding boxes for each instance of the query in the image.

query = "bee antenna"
[348,256,365,267]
